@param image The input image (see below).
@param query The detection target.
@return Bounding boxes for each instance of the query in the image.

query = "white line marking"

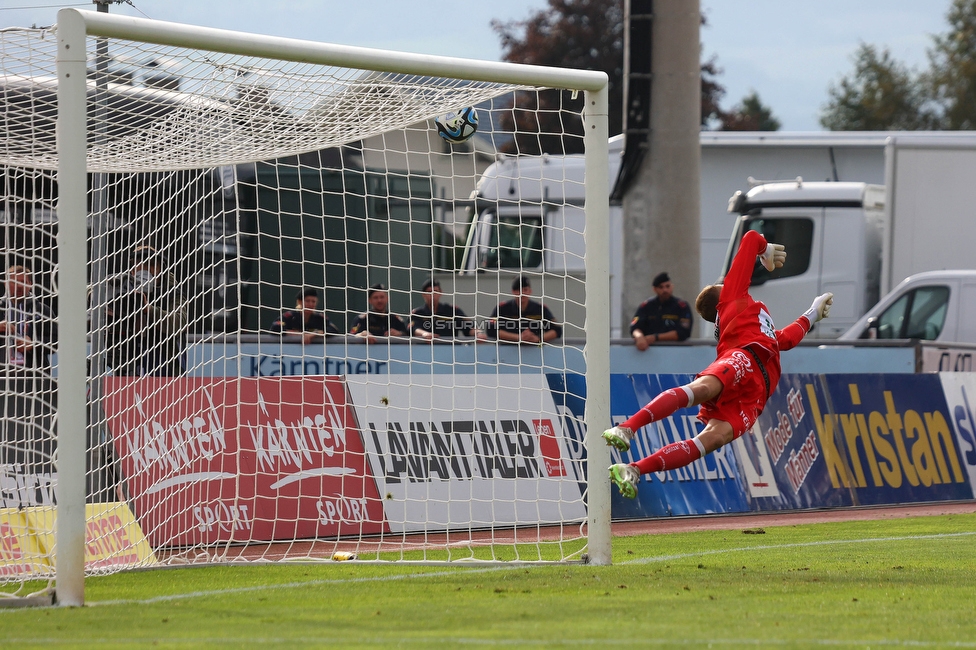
[86,565,518,607]
[3,637,975,647]
[621,530,976,564]
[56,531,975,610]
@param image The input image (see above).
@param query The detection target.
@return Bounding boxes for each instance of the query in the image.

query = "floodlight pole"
[55,8,91,608]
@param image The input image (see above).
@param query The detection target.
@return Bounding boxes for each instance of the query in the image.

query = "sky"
[0,0,955,131]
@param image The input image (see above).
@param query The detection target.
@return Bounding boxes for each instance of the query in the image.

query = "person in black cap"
[350,283,409,343]
[269,287,339,344]
[630,271,692,350]
[409,278,476,341]
[484,276,562,343]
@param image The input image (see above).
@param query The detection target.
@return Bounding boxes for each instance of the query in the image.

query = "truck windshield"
[724,217,814,282]
[480,214,543,269]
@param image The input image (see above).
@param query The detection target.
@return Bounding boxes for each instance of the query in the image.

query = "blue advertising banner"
[609,374,751,518]
[186,341,586,376]
[737,374,854,511]
[938,374,976,492]
[814,374,970,504]
[558,373,974,521]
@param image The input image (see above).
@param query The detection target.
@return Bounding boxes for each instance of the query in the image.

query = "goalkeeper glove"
[803,292,833,324]
[759,243,787,272]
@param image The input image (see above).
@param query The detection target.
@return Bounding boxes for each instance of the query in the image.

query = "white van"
[838,270,976,344]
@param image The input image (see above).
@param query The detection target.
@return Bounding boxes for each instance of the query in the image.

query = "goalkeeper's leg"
[603,376,722,452]
[610,418,733,498]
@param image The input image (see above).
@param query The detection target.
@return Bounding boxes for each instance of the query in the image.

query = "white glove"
[803,292,833,324]
[759,243,786,272]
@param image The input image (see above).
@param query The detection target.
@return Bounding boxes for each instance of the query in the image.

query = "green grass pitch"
[3,513,976,648]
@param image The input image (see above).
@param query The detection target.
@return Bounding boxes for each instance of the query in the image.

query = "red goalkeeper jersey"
[717,230,811,391]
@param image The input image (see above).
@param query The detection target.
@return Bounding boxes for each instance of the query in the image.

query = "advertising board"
[103,377,387,547]
[346,375,587,533]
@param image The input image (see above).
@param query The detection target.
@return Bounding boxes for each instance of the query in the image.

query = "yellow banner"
[25,502,157,570]
[0,508,51,577]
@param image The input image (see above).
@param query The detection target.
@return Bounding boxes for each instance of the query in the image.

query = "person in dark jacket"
[484,276,562,343]
[269,287,340,344]
[349,283,408,343]
[0,265,56,372]
[630,272,692,350]
[409,278,475,340]
[105,245,187,376]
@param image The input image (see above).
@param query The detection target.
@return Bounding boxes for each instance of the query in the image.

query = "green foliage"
[822,1,976,130]
[492,1,733,151]
[492,0,624,153]
[929,0,976,128]
[3,514,976,647]
[821,43,935,130]
[722,91,782,131]
[700,54,727,128]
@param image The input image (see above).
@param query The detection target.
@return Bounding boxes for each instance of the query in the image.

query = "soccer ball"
[434,107,479,144]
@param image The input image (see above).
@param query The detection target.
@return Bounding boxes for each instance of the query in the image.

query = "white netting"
[0,21,595,595]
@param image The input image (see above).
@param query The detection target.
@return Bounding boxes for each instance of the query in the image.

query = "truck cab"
[459,154,590,275]
[724,180,885,338]
[452,137,624,338]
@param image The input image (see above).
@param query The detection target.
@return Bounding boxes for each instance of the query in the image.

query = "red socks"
[634,439,704,474]
[621,386,694,431]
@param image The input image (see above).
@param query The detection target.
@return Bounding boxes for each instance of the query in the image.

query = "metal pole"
[583,83,612,566]
[73,9,608,91]
[88,0,113,502]
[55,7,90,608]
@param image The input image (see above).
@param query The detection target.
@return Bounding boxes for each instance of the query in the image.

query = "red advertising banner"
[534,419,567,477]
[103,377,388,547]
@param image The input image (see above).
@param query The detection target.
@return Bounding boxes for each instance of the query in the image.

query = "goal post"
[44,8,611,606]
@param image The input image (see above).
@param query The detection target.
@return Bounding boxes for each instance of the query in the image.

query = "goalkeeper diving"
[604,230,834,498]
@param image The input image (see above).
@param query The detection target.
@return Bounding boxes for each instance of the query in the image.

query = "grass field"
[3,513,976,648]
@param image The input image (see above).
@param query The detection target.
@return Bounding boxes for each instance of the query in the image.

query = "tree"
[721,91,781,131]
[928,0,976,129]
[700,54,726,128]
[820,43,934,130]
[493,1,731,153]
[492,0,623,154]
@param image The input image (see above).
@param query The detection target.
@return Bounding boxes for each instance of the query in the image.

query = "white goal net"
[0,11,610,603]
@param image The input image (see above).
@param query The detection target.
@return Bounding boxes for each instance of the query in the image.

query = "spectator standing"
[485,276,562,344]
[269,287,339,344]
[0,265,56,372]
[630,272,693,350]
[350,283,408,343]
[409,278,475,341]
[106,245,187,376]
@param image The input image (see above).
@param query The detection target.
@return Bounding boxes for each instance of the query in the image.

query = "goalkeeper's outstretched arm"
[777,292,833,351]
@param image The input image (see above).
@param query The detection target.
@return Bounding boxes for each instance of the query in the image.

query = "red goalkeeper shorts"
[696,348,768,439]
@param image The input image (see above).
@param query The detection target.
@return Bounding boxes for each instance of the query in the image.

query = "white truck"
[451,137,624,338]
[447,131,976,340]
[724,133,976,339]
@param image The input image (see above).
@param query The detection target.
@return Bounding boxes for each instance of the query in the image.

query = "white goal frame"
[54,7,610,606]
